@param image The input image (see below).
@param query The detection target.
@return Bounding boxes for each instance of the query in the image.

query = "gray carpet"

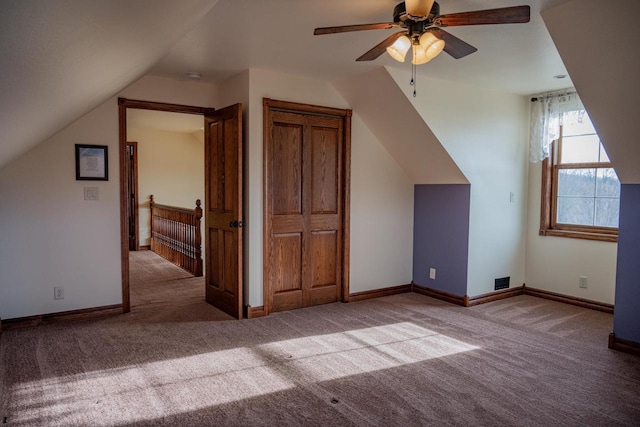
[1,254,639,426]
[128,250,232,324]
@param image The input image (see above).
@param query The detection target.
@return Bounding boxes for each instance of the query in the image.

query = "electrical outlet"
[579,276,588,289]
[510,192,515,203]
[429,268,436,280]
[54,286,64,300]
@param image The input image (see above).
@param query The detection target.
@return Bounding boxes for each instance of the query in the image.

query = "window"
[540,110,620,242]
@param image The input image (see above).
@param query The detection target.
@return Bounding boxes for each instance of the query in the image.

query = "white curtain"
[529,91,583,163]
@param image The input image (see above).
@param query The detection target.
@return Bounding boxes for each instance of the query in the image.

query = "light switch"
[84,187,99,200]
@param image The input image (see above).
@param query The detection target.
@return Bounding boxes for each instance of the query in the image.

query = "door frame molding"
[262,98,352,316]
[126,141,140,251]
[118,98,214,313]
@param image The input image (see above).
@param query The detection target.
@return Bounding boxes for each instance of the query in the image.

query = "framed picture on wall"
[75,144,108,181]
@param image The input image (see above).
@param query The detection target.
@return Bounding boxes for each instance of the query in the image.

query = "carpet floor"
[1,253,639,426]
[128,250,232,324]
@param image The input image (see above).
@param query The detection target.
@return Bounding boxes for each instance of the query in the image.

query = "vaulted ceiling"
[0,0,587,170]
[151,0,573,94]
[542,0,640,183]
[0,0,218,169]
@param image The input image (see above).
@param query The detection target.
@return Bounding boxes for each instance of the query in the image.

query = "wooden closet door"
[266,108,345,313]
[305,115,343,307]
[268,111,305,311]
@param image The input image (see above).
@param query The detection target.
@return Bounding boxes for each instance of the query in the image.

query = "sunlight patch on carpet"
[6,323,478,425]
[257,322,480,381]
[9,347,295,426]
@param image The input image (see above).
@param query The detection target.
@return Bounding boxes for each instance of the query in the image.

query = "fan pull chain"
[411,50,417,97]
[413,63,417,97]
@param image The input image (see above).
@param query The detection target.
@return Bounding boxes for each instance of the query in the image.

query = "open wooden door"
[204,104,243,319]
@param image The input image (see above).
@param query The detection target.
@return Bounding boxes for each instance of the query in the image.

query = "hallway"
[129,250,232,323]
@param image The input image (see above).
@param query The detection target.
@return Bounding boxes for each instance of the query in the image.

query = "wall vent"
[495,277,510,290]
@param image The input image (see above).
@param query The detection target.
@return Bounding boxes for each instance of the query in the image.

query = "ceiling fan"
[314,0,530,64]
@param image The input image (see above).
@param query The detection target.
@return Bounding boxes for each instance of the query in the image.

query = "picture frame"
[75,144,108,181]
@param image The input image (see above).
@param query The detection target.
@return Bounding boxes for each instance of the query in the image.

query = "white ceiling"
[0,0,218,169]
[542,0,640,183]
[0,0,574,171]
[150,0,574,95]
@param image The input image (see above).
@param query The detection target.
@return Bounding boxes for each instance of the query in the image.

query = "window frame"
[539,125,618,243]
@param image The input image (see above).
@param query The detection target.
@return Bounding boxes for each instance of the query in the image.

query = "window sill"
[539,228,618,243]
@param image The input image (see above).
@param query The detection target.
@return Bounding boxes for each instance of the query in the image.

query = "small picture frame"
[75,144,108,181]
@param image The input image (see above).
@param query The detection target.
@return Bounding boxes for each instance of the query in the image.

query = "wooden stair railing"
[149,195,203,277]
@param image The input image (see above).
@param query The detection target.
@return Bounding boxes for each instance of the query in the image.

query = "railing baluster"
[148,196,203,277]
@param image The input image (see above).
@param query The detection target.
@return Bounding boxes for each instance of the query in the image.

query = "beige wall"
[337,67,529,298]
[0,70,414,318]
[127,127,204,247]
[0,100,122,319]
[523,0,640,304]
[0,76,219,319]
[216,69,414,306]
[349,116,414,291]
[243,69,414,307]
[387,68,529,297]
[2,63,615,320]
[525,162,617,304]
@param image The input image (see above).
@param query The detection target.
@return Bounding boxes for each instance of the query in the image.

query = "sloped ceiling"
[542,0,640,183]
[152,0,573,96]
[0,0,218,169]
[0,0,582,173]
[335,68,467,184]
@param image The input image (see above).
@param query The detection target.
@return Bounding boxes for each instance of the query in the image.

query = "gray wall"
[614,184,640,342]
[413,184,470,296]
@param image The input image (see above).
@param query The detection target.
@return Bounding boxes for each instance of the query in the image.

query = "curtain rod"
[530,90,577,102]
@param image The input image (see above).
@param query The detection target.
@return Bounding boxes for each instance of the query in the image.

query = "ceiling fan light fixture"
[386,35,412,62]
[405,0,435,17]
[412,32,445,65]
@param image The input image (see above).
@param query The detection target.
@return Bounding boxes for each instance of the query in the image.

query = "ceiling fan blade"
[356,31,407,62]
[427,28,477,59]
[405,0,435,17]
[314,22,398,35]
[435,5,530,26]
